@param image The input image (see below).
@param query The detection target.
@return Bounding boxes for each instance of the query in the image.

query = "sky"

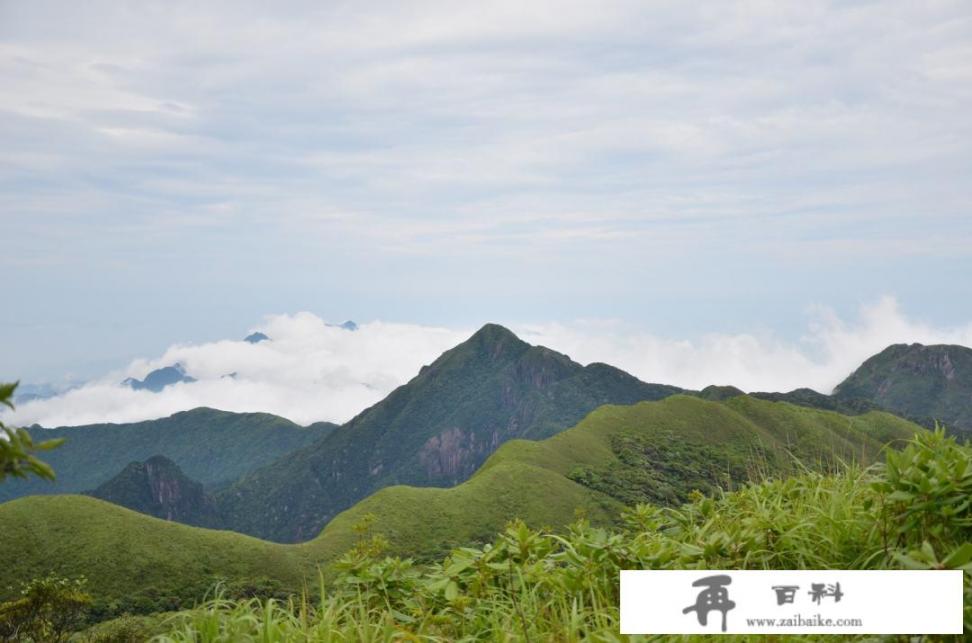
[2,1,971,424]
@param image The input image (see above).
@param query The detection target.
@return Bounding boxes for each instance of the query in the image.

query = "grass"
[142,429,972,642]
[0,395,922,622]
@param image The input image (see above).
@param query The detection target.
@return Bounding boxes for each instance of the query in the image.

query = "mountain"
[832,343,972,435]
[122,363,196,392]
[87,455,222,529]
[0,408,336,503]
[312,394,919,561]
[696,384,745,401]
[0,395,921,614]
[217,324,684,542]
[244,332,270,343]
[750,387,883,416]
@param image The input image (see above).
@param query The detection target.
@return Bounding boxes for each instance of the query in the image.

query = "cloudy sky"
[2,2,971,423]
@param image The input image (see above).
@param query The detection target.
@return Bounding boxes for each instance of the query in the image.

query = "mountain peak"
[834,342,972,434]
[122,363,196,392]
[88,454,222,529]
[470,322,518,340]
[458,323,529,362]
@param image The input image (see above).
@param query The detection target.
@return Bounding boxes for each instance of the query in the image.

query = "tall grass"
[140,430,971,642]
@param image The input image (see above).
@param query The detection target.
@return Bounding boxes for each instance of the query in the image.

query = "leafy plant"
[0,382,63,483]
[0,574,91,643]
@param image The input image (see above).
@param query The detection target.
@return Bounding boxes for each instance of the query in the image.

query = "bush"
[0,574,91,643]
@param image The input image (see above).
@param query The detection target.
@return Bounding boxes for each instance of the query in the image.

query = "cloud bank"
[5,298,972,428]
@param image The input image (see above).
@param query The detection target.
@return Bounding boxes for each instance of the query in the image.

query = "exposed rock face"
[88,455,223,528]
[418,426,501,482]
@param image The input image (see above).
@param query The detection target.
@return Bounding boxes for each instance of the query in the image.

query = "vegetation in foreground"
[62,429,971,642]
[0,382,63,484]
[0,394,919,621]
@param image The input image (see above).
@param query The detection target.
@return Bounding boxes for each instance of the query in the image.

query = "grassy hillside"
[94,430,972,641]
[311,395,918,561]
[0,395,922,621]
[0,495,306,617]
[217,323,682,542]
[0,408,335,503]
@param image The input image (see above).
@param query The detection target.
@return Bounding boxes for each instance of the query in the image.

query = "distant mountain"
[833,343,972,435]
[750,387,883,416]
[123,363,196,392]
[12,382,74,404]
[0,395,921,612]
[244,332,270,344]
[0,408,336,503]
[216,323,684,542]
[696,384,745,401]
[88,455,222,529]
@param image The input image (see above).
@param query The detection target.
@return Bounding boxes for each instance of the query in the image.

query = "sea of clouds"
[5,297,972,428]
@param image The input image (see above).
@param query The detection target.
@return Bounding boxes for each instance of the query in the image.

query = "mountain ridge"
[0,408,336,503]
[216,323,684,542]
[0,394,923,615]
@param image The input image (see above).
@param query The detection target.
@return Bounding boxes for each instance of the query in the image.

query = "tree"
[0,575,92,642]
[0,382,63,483]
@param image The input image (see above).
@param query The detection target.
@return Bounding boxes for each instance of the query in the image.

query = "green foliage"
[0,382,63,483]
[77,613,174,643]
[567,431,757,505]
[0,408,334,504]
[873,424,972,552]
[152,431,972,642]
[0,394,922,621]
[0,574,91,643]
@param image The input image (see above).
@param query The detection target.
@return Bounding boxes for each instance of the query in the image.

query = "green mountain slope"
[87,455,223,529]
[217,324,682,542]
[0,495,307,616]
[314,394,919,561]
[833,343,972,435]
[0,395,922,616]
[0,408,336,503]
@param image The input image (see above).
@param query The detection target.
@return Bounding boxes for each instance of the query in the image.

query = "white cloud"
[5,298,972,428]
[6,315,470,427]
[521,297,972,393]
